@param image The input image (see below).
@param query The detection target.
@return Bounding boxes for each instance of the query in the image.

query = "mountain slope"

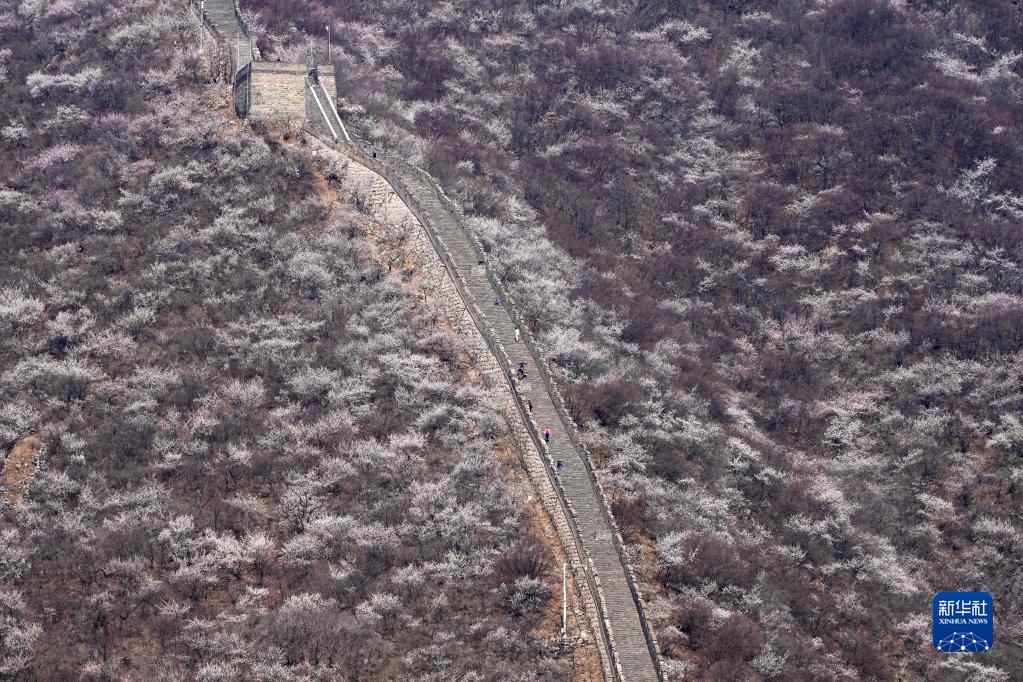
[244,0,1023,679]
[0,1,579,678]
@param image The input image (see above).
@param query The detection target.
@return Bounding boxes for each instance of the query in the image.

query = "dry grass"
[1,434,43,505]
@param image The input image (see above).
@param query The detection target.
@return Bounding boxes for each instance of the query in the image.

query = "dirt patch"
[1,434,43,505]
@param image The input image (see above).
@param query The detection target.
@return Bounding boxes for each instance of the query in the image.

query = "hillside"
[0,1,583,678]
[242,0,1023,680]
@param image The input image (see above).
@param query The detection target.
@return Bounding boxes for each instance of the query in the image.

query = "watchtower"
[235,63,336,122]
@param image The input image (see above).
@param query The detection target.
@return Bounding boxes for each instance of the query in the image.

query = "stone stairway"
[202,1,661,675]
[367,184,391,207]
[339,157,634,678]
[201,0,257,71]
[390,168,661,682]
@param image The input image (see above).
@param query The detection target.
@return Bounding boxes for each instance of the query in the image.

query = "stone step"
[328,128,661,682]
[200,0,256,68]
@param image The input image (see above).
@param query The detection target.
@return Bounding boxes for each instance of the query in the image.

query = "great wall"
[192,2,663,679]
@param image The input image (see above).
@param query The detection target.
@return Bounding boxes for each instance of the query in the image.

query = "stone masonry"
[316,65,337,103]
[199,0,662,678]
[248,62,308,119]
[327,149,613,681]
[200,0,258,71]
[186,3,229,82]
[305,129,663,682]
[247,63,337,121]
[202,0,335,122]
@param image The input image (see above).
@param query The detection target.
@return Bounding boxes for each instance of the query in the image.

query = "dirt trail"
[1,434,43,505]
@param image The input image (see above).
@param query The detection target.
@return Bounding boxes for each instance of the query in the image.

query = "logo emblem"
[933,592,993,652]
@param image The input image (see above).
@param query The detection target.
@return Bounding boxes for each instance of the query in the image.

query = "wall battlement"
[238,63,336,121]
[200,0,338,123]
